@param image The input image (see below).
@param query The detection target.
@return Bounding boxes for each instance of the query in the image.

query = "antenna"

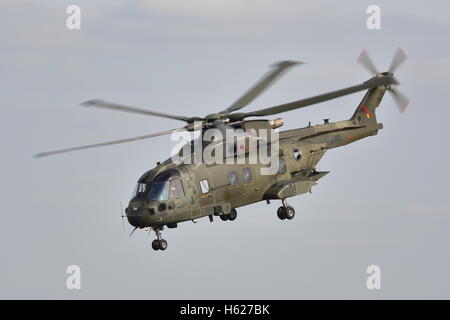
[120,201,126,232]
[130,227,138,237]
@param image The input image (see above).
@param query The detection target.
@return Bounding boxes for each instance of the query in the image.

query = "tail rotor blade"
[389,87,409,113]
[358,49,379,75]
[389,48,407,73]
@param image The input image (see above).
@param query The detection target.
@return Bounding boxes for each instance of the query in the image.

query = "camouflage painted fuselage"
[127,86,386,229]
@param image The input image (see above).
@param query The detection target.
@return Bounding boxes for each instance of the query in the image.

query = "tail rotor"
[358,48,409,113]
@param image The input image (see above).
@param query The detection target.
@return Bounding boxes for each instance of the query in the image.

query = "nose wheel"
[151,239,167,251]
[277,199,295,220]
[152,228,168,251]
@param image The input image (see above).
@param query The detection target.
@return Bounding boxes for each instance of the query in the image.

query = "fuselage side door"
[193,166,216,219]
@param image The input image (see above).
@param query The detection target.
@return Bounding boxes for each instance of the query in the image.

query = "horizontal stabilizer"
[307,170,329,181]
[264,180,316,200]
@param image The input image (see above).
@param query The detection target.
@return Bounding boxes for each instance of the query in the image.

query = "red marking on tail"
[401,101,409,113]
[361,104,372,119]
[358,49,367,61]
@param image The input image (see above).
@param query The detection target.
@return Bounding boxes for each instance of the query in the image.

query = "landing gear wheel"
[158,239,168,251]
[228,209,237,221]
[151,239,160,251]
[277,206,286,220]
[285,206,295,220]
[220,214,229,221]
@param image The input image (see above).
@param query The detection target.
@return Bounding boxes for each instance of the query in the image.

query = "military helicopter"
[35,49,408,251]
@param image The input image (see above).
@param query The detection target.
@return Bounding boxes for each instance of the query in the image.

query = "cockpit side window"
[147,181,170,201]
[131,183,148,199]
[169,177,185,199]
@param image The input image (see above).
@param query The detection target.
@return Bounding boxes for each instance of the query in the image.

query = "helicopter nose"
[126,205,146,228]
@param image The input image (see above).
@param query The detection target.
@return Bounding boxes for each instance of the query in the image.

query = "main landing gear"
[277,199,295,220]
[151,228,168,251]
[220,208,237,221]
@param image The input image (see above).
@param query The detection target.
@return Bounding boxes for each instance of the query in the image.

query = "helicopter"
[35,49,408,251]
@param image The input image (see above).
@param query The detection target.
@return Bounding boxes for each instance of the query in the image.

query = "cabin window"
[242,168,253,183]
[278,158,287,174]
[199,179,210,194]
[228,171,239,186]
[293,148,302,160]
[169,177,185,199]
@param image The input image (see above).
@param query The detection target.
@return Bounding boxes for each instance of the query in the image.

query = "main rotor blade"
[33,128,186,158]
[81,99,203,123]
[234,76,396,119]
[389,48,407,73]
[388,87,409,112]
[358,49,379,75]
[221,60,302,114]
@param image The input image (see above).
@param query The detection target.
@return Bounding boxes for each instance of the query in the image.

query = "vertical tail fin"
[350,86,387,125]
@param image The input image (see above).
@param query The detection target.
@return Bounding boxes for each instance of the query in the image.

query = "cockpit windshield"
[131,169,184,201]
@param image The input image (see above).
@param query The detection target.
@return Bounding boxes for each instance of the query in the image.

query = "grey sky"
[1,0,450,299]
